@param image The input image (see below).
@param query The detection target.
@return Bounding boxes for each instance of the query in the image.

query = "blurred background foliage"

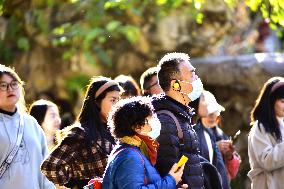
[1,0,283,64]
[0,1,283,113]
[0,1,284,188]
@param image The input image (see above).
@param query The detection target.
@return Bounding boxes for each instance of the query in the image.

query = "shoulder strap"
[157,110,183,139]
[115,147,147,184]
[0,115,25,178]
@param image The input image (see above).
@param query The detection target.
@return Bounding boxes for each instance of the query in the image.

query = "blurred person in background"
[140,67,163,96]
[29,99,61,151]
[248,77,284,189]
[41,76,122,189]
[114,74,141,98]
[38,91,76,130]
[0,64,55,189]
[103,96,187,189]
[196,90,240,185]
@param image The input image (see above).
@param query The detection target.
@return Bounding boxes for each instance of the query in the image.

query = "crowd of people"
[0,52,283,189]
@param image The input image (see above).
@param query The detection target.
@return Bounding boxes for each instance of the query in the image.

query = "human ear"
[171,80,181,91]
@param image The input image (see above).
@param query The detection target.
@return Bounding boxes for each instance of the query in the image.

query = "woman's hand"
[169,163,185,185]
[217,140,234,160]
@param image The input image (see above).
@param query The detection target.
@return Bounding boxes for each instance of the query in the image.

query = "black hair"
[140,67,158,95]
[157,53,190,92]
[0,64,23,85]
[251,77,284,142]
[29,104,48,125]
[108,96,154,138]
[29,99,58,126]
[77,76,121,142]
[114,74,141,98]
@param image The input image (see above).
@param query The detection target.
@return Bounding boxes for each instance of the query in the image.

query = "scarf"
[119,135,159,165]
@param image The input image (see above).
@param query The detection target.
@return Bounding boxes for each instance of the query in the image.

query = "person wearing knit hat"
[29,99,61,150]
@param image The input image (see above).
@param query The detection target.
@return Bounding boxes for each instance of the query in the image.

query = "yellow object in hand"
[175,155,188,171]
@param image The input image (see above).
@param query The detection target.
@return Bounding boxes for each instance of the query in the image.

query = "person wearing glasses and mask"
[0,64,55,189]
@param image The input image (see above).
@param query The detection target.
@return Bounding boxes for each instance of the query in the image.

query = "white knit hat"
[198,90,225,117]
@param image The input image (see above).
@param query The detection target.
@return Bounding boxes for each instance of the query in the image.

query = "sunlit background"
[1,1,284,188]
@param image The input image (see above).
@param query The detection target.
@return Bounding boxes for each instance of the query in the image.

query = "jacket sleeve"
[114,152,176,189]
[249,123,284,172]
[215,143,230,189]
[41,137,77,186]
[226,153,240,179]
[155,114,180,177]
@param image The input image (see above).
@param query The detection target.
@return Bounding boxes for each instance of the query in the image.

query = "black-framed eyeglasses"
[146,81,158,90]
[0,81,19,91]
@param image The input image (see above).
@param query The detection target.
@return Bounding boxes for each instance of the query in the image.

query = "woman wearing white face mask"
[102,96,187,189]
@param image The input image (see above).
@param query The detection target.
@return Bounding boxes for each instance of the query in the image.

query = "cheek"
[274,102,284,116]
[205,117,217,126]
[100,102,112,119]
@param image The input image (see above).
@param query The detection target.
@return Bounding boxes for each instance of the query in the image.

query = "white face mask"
[146,115,161,139]
[188,78,203,101]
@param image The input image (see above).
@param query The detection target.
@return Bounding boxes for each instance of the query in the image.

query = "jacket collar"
[152,94,194,122]
[0,108,17,116]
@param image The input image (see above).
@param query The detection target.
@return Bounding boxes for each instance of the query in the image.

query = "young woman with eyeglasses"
[0,64,55,189]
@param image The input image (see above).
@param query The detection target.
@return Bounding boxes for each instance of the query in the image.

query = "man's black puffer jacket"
[152,95,205,189]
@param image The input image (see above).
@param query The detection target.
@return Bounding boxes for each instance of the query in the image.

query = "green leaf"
[106,21,121,32]
[65,74,90,91]
[84,51,96,65]
[83,28,104,48]
[62,49,75,60]
[119,25,140,43]
[94,47,112,67]
[195,13,204,24]
[17,37,29,51]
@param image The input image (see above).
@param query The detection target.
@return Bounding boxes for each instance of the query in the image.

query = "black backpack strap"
[156,110,183,141]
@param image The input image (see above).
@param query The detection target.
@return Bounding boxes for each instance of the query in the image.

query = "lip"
[7,94,15,98]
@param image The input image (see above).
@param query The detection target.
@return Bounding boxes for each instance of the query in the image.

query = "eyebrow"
[0,80,17,83]
[109,96,119,99]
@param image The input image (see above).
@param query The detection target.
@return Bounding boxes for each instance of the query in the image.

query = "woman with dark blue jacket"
[103,97,186,189]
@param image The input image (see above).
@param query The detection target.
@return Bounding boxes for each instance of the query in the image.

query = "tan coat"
[248,120,284,189]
